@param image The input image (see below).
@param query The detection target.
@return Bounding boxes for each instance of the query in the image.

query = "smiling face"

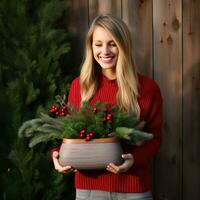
[92,26,119,76]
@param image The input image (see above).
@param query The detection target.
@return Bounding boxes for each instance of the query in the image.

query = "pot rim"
[62,136,119,144]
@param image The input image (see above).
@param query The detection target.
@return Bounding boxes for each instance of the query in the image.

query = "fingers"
[52,151,76,173]
[55,163,76,174]
[52,151,59,159]
[56,165,75,173]
[106,153,134,174]
[122,153,133,160]
[106,163,120,174]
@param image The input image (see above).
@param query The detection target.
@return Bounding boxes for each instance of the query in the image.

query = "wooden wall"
[65,0,200,199]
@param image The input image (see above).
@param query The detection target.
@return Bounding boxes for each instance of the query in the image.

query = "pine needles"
[18,101,153,147]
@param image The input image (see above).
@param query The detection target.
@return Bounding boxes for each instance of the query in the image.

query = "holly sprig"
[18,95,153,147]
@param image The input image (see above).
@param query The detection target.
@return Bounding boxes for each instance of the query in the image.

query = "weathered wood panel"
[63,1,200,199]
[153,0,182,200]
[122,0,153,76]
[89,0,121,24]
[183,0,200,199]
[65,0,89,69]
[122,0,155,194]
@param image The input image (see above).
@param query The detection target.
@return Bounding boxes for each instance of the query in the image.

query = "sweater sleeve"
[67,77,81,109]
[130,81,163,168]
[50,146,60,157]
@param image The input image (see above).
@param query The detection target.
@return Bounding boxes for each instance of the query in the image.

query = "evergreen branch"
[18,100,154,147]
[29,132,62,148]
[40,124,64,133]
[62,128,79,138]
[40,113,65,127]
[115,127,153,145]
[134,121,146,130]
[35,127,61,136]
[18,118,44,137]
[18,114,65,139]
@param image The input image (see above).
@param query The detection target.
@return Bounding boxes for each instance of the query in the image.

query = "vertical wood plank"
[89,0,121,24]
[183,0,200,199]
[65,0,89,69]
[122,0,153,76]
[62,1,200,199]
[153,0,182,199]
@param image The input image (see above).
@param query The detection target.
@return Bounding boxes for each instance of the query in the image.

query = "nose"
[102,44,110,54]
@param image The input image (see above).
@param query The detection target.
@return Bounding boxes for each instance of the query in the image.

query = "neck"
[102,69,116,80]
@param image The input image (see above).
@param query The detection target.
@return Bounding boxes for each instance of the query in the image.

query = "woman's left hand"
[106,153,134,174]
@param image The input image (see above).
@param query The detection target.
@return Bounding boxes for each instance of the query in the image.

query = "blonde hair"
[80,15,140,118]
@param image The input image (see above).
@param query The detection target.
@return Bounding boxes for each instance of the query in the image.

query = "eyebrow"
[93,40,115,43]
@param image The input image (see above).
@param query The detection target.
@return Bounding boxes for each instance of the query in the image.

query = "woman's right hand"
[52,151,76,173]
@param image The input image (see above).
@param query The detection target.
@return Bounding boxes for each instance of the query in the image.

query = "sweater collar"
[101,74,117,85]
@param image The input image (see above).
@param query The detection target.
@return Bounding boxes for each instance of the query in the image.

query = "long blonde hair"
[80,15,140,118]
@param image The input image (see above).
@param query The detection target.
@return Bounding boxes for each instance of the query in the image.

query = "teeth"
[101,57,112,61]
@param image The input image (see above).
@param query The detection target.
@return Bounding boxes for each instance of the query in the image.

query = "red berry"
[93,107,97,113]
[85,135,91,141]
[49,105,60,113]
[80,133,85,138]
[58,111,65,117]
[80,130,86,135]
[61,106,67,111]
[106,113,113,120]
[61,108,65,112]
[79,130,86,138]
[89,132,94,138]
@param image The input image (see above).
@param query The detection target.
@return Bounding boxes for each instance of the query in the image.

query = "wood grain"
[153,0,182,199]
[62,1,200,199]
[183,0,200,199]
[89,0,121,24]
[65,0,89,69]
[122,0,153,76]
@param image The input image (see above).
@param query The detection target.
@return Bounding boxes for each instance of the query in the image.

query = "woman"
[52,15,163,200]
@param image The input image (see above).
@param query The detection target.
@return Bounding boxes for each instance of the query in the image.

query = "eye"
[94,43,102,47]
[109,42,116,47]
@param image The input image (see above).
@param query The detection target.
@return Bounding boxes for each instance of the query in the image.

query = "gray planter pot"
[58,137,123,170]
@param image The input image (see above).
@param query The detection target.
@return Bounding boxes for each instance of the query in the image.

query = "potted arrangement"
[18,95,153,169]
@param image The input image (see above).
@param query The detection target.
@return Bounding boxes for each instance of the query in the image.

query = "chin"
[99,63,116,69]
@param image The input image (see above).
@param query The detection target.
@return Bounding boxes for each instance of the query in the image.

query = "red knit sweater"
[53,74,163,193]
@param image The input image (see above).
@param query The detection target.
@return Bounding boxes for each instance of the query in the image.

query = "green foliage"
[0,0,76,199]
[18,113,65,147]
[2,139,75,200]
[115,127,153,145]
[19,101,153,148]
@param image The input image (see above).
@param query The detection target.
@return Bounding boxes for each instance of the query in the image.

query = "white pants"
[76,189,153,200]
